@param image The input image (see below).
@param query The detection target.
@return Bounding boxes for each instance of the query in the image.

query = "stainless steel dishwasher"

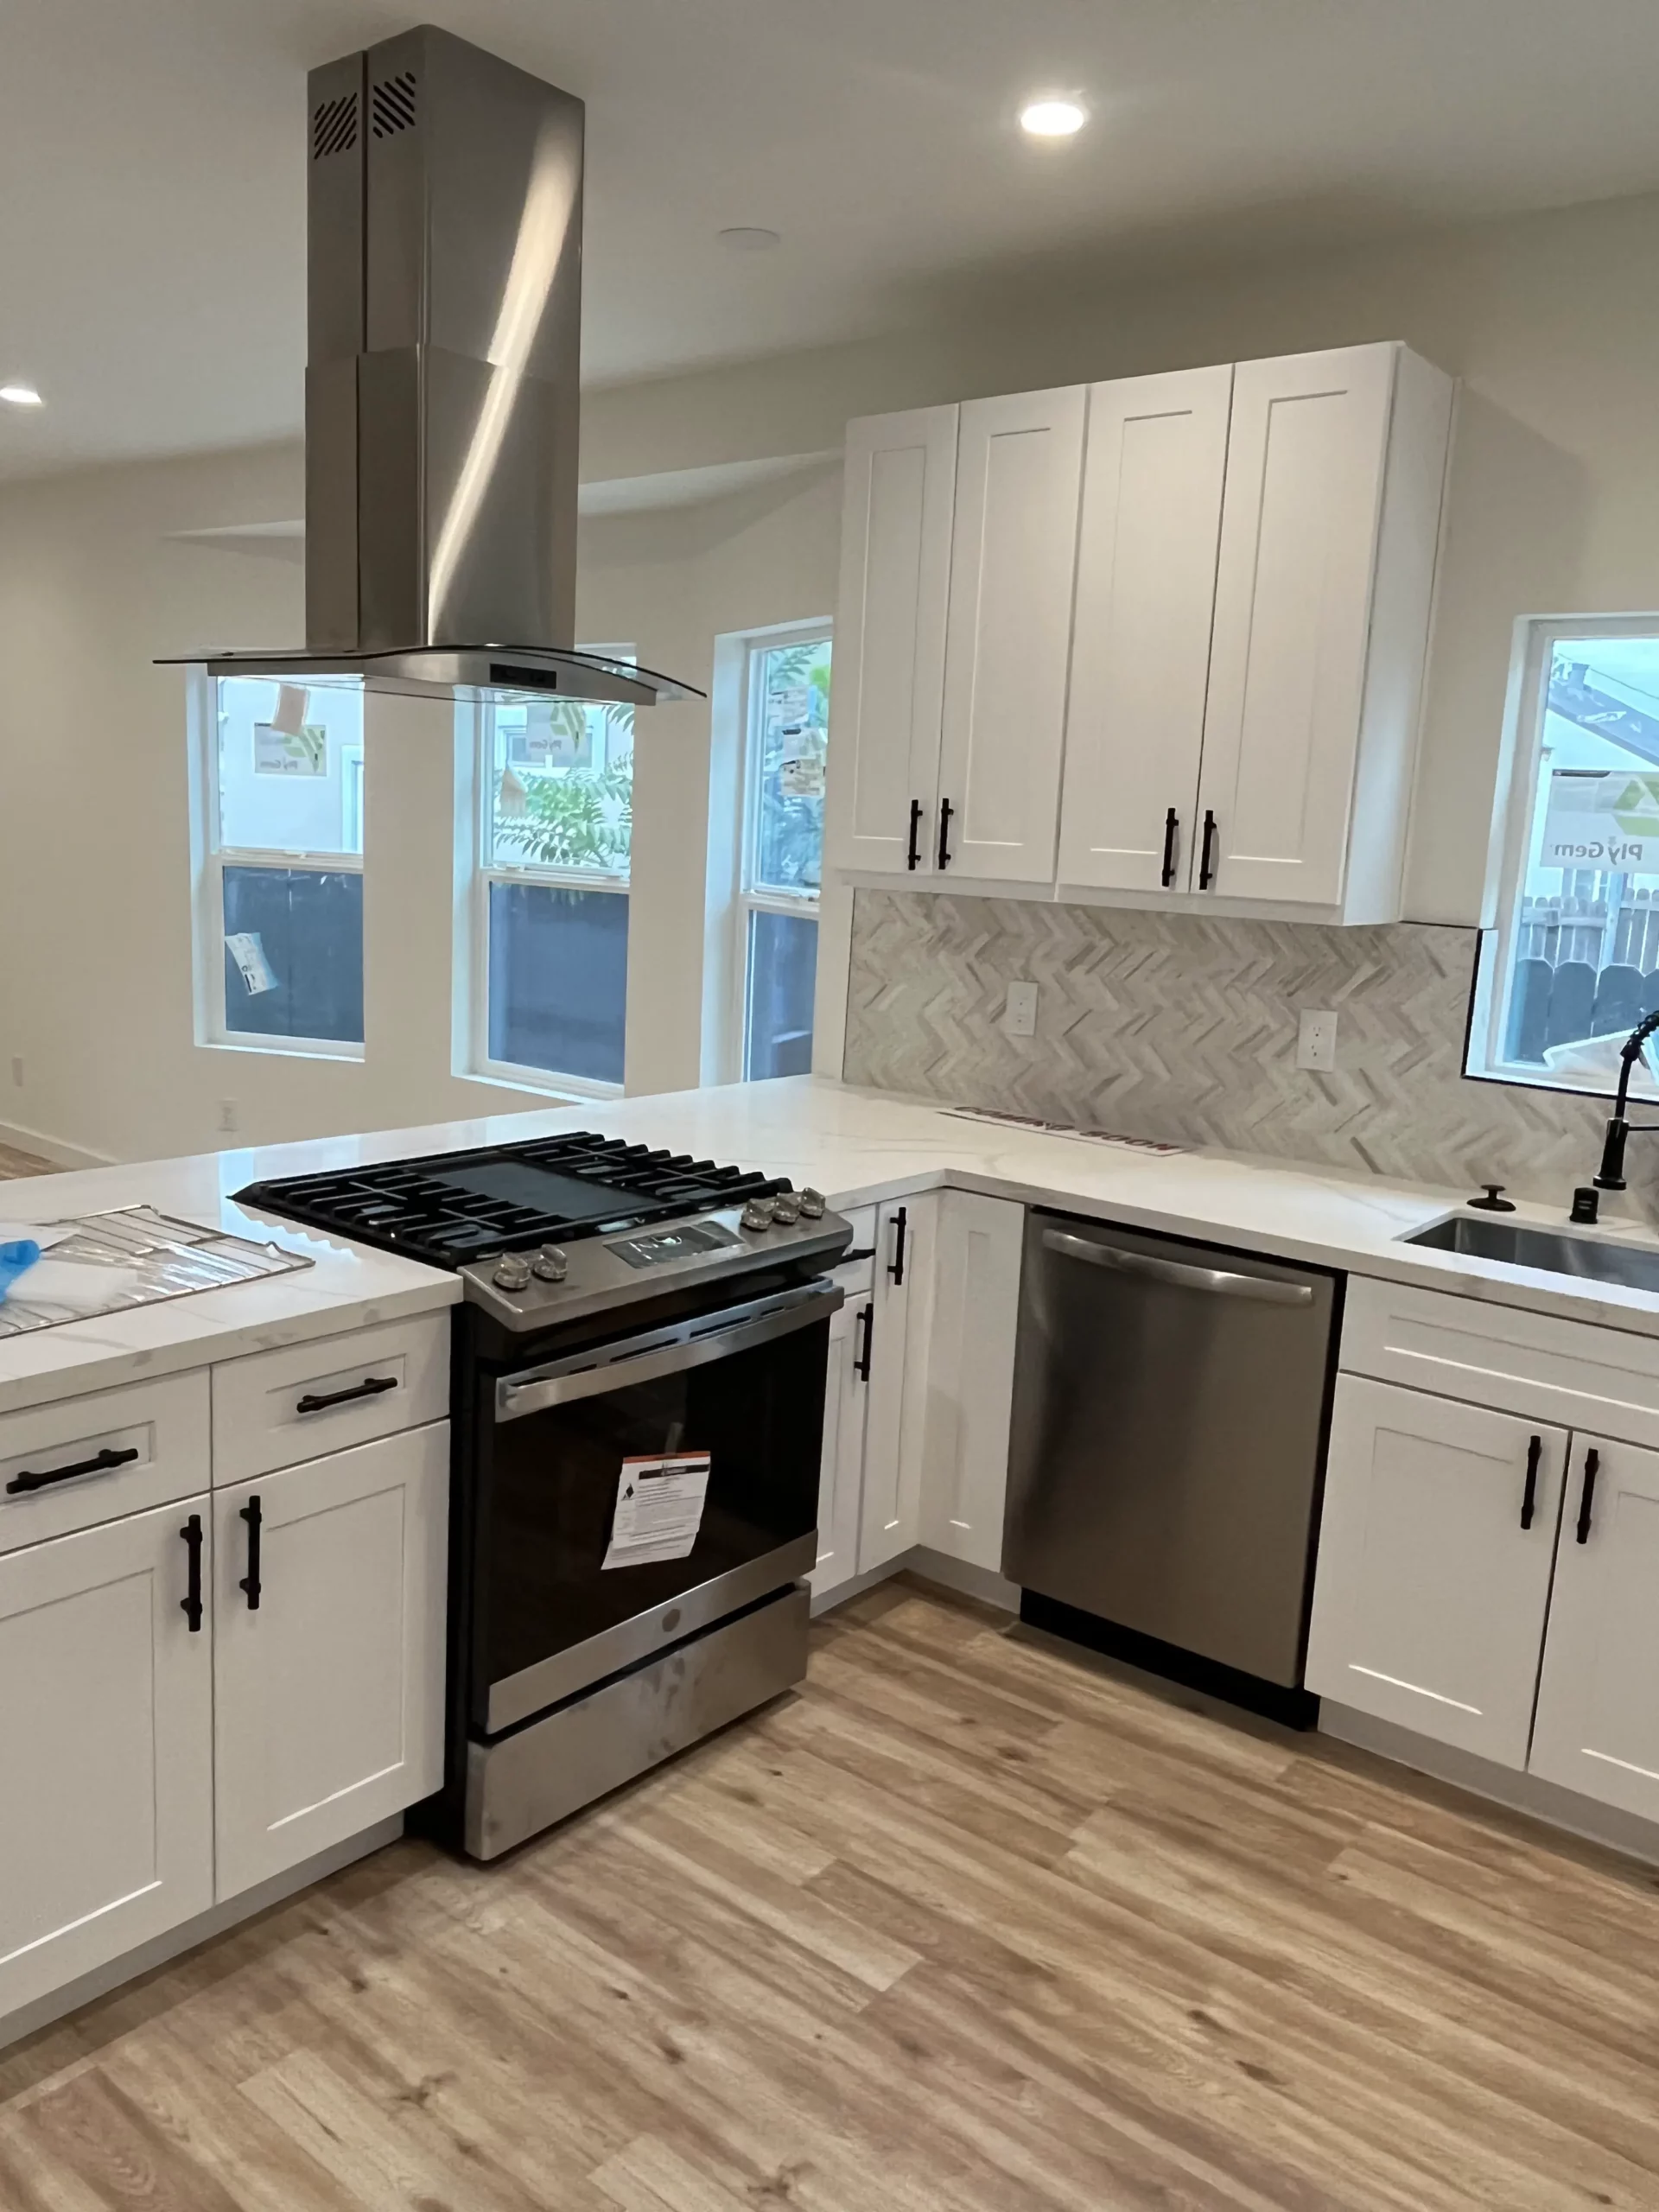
[1003,1210,1339,1714]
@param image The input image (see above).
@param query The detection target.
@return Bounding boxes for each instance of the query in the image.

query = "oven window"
[479,1313,830,1715]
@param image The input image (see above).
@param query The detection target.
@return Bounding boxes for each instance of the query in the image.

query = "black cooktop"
[234,1133,790,1268]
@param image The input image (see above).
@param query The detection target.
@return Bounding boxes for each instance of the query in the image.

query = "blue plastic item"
[0,1239,42,1301]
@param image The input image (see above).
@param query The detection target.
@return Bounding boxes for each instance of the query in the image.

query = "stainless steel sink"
[1405,1213,1659,1292]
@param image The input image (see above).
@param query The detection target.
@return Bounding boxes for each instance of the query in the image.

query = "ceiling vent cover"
[371,70,418,137]
[311,91,358,160]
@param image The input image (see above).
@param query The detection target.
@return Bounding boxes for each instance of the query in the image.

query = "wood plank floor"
[4,1578,1659,2210]
[0,1144,49,1179]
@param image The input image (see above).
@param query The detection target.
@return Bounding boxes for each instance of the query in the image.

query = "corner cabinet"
[1308,1280,1659,1825]
[917,1191,1024,1573]
[826,341,1453,925]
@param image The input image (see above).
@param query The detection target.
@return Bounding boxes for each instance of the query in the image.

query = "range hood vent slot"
[311,92,359,160]
[370,70,417,137]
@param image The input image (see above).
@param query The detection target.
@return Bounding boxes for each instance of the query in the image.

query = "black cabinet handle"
[180,1513,204,1633]
[1198,809,1218,891]
[853,1302,874,1382]
[1576,1449,1599,1546]
[295,1375,397,1415]
[1160,807,1179,888]
[906,798,925,871]
[1521,1433,1541,1530]
[6,1444,140,1497]
[239,1494,263,1610]
[887,1205,908,1287]
[937,798,954,871]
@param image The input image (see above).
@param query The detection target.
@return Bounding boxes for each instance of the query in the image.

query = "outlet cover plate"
[1297,1009,1338,1071]
[1005,982,1039,1038]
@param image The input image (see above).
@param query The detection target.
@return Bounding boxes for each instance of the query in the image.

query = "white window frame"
[188,667,365,1061]
[1469,611,1659,1098]
[463,667,634,1100]
[728,621,831,1082]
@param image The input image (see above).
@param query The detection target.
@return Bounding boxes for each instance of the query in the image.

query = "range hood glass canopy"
[164,25,700,712]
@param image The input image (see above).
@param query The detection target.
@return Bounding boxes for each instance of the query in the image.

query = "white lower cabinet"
[858,1194,938,1573]
[1306,1378,1567,1765]
[213,1423,448,1897]
[0,1497,214,2018]
[918,1192,1024,1572]
[813,1294,871,1597]
[1529,1434,1659,1821]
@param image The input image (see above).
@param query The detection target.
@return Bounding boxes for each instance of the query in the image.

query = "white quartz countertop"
[6,1074,1659,1415]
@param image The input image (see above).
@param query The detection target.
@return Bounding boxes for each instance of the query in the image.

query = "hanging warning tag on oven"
[602,1452,712,1568]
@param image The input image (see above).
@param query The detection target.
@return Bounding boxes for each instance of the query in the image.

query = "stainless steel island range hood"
[164,25,697,709]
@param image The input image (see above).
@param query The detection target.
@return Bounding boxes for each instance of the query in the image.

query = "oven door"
[476,1280,838,1733]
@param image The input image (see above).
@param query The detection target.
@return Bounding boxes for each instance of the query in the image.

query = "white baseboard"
[1319,1704,1659,1868]
[0,1815,404,2055]
[0,1116,118,1171]
[810,1545,1019,1619]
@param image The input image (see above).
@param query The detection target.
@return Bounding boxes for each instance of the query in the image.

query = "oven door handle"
[495,1282,844,1421]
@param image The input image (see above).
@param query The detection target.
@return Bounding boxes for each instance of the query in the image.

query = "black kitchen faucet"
[1572,1007,1659,1221]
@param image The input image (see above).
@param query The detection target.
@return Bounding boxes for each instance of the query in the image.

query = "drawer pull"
[239,1494,263,1609]
[1576,1449,1600,1546]
[295,1375,397,1415]
[1521,1434,1541,1530]
[180,1513,204,1633]
[5,1445,140,1497]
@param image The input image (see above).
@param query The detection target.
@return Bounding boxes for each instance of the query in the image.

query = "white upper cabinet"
[1058,365,1233,894]
[937,385,1087,883]
[1194,343,1452,913]
[825,405,958,875]
[1529,1434,1659,1821]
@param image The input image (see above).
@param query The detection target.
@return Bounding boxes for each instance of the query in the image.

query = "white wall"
[4,186,1658,1161]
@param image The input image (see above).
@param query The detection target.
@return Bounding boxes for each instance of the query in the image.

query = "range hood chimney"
[165,25,697,709]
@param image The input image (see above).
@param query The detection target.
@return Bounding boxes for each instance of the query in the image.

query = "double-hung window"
[1472,616,1659,1098]
[735,628,832,1079]
[472,665,634,1092]
[195,673,365,1054]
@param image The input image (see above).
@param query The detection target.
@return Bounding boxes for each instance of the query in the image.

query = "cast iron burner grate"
[233,1132,790,1268]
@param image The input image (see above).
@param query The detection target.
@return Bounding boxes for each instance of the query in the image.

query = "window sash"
[1472,612,1659,1096]
[194,671,365,1058]
[740,628,830,906]
[468,709,630,1096]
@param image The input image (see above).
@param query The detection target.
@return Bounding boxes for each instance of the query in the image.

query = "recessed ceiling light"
[718,226,781,252]
[0,383,43,407]
[1020,98,1087,139]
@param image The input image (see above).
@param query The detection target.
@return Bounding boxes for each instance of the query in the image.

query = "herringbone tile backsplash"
[842,890,1657,1215]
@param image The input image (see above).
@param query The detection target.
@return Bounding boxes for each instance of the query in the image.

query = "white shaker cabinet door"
[0,1496,214,2019]
[1058,365,1233,893]
[1194,344,1397,906]
[213,1424,448,1899]
[826,405,959,875]
[812,1294,871,1601]
[860,1194,938,1572]
[938,385,1086,884]
[1530,1434,1659,1820]
[1305,1377,1567,1767]
[918,1191,1024,1573]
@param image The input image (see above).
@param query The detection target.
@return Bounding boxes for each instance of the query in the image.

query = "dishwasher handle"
[1041,1228,1315,1306]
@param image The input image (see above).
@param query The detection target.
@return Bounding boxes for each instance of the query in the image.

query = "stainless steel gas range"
[236,1133,851,1859]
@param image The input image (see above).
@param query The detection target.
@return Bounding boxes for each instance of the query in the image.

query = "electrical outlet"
[9,1056,21,1089]
[218,1098,239,1134]
[1005,981,1039,1038]
[1297,1009,1339,1071]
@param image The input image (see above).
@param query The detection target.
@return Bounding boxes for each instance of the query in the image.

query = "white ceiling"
[6,0,1659,480]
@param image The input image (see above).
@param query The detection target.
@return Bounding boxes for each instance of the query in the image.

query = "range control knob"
[741,1198,777,1232]
[492,1255,532,1292]
[532,1244,569,1282]
[772,1193,802,1226]
[798,1187,827,1219]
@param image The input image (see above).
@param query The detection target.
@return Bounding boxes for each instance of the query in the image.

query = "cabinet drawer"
[0,1373,211,1556]
[212,1314,449,1484]
[1343,1276,1659,1447]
